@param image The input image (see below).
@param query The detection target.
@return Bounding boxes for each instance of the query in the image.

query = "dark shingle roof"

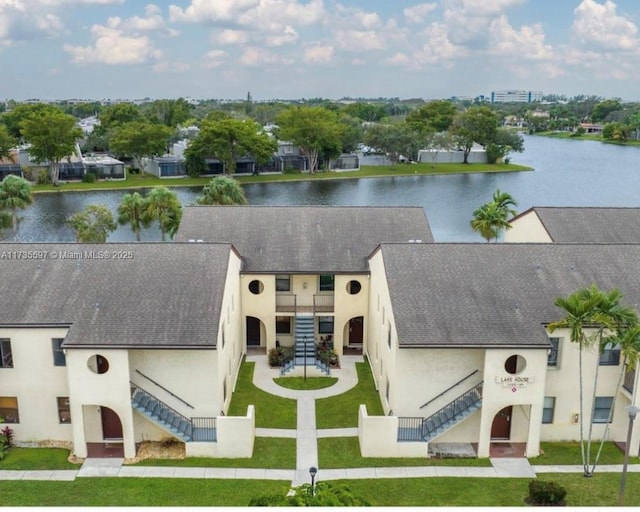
[0,243,232,348]
[176,206,433,273]
[380,243,640,348]
[523,207,640,243]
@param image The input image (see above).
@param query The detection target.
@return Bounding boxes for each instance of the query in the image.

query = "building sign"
[495,375,534,388]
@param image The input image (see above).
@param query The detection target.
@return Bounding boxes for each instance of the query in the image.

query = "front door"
[246,316,261,346]
[491,406,512,439]
[349,317,363,345]
[100,407,123,440]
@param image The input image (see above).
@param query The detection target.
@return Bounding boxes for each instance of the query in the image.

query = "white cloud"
[152,60,191,73]
[239,46,288,66]
[64,24,161,65]
[403,3,437,24]
[572,0,639,50]
[488,15,552,60]
[265,25,298,47]
[216,29,249,45]
[169,0,259,23]
[201,49,227,68]
[304,44,334,64]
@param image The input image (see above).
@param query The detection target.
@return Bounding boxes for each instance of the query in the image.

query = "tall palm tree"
[549,285,638,476]
[492,189,518,219]
[198,176,247,205]
[117,192,150,241]
[0,175,33,230]
[145,187,182,241]
[470,202,509,242]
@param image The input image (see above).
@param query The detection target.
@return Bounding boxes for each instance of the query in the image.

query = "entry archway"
[246,316,265,347]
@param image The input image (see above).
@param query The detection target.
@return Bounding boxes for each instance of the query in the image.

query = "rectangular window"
[275,275,290,292]
[318,316,334,334]
[386,378,390,404]
[57,397,71,423]
[52,338,66,367]
[547,337,559,367]
[387,326,392,348]
[276,316,291,334]
[0,396,19,423]
[319,275,334,292]
[592,396,614,423]
[542,397,555,424]
[0,338,13,368]
[599,343,621,366]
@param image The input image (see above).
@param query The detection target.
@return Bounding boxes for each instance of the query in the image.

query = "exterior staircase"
[130,383,216,442]
[398,382,483,442]
[280,315,330,376]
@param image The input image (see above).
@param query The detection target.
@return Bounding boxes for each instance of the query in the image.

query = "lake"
[5,135,640,243]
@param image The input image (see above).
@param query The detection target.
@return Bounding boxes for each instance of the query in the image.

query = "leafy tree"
[276,106,343,172]
[0,175,33,230]
[186,117,276,175]
[142,98,193,128]
[485,128,525,163]
[109,122,174,172]
[341,102,386,122]
[602,122,628,142]
[451,106,499,164]
[591,99,623,123]
[0,124,16,161]
[20,110,83,185]
[67,204,117,243]
[145,186,182,241]
[362,123,421,164]
[549,286,639,477]
[470,189,517,242]
[338,114,363,153]
[117,192,150,241]
[422,131,454,167]
[98,103,142,132]
[406,100,457,135]
[198,176,247,205]
[1,103,62,140]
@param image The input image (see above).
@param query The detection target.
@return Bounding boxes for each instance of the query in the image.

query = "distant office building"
[491,90,543,103]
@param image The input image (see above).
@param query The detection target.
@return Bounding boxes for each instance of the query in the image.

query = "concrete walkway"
[3,353,640,483]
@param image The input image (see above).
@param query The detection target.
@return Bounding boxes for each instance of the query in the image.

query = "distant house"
[417,143,488,164]
[579,123,603,134]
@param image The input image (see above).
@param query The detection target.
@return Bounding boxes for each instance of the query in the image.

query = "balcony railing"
[314,294,335,313]
[276,293,296,312]
[623,364,636,393]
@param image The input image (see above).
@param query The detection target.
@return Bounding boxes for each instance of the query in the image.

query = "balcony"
[623,365,636,394]
[314,294,334,313]
[275,293,296,313]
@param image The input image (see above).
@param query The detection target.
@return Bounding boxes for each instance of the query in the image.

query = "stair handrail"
[135,369,195,409]
[130,382,193,433]
[421,381,483,434]
[420,369,479,409]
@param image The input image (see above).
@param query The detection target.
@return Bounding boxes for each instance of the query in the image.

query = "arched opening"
[246,316,265,347]
[343,316,364,353]
[491,406,512,440]
[85,405,124,458]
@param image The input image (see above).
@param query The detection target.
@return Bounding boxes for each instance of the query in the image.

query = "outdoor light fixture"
[309,466,318,496]
[618,405,640,506]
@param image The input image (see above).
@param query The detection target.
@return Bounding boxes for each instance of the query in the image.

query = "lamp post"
[618,405,640,506]
[309,466,318,496]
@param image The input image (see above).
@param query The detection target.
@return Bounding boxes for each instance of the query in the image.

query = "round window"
[248,280,264,295]
[88,354,109,374]
[504,354,526,375]
[347,280,362,295]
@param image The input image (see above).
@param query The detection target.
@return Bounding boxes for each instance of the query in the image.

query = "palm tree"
[145,187,182,241]
[470,202,509,242]
[117,192,150,241]
[198,176,248,205]
[0,175,33,230]
[67,204,117,243]
[549,285,638,476]
[492,189,518,218]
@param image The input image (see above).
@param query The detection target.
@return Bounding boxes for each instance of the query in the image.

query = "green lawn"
[344,472,640,507]
[0,448,78,470]
[132,437,295,469]
[31,162,531,194]
[273,376,338,390]
[318,437,490,468]
[530,441,640,465]
[315,361,384,428]
[0,478,290,507]
[227,360,297,429]
[3,472,640,506]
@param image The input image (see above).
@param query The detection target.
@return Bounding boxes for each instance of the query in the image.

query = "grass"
[273,376,338,390]
[30,162,532,194]
[315,361,384,429]
[0,478,290,507]
[3,472,640,506]
[530,441,640,465]
[227,360,297,429]
[0,447,78,470]
[318,437,491,468]
[344,472,640,507]
[132,437,295,469]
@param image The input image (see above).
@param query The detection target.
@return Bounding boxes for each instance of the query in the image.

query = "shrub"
[36,169,52,185]
[249,482,370,507]
[0,424,14,460]
[82,172,97,183]
[525,480,567,506]
[268,347,294,367]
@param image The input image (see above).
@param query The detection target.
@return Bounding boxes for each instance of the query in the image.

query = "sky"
[2,0,640,102]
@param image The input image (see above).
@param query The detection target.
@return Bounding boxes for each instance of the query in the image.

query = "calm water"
[5,135,640,243]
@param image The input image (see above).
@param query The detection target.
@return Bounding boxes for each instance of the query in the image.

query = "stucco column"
[477,407,492,458]
[120,407,137,459]
[71,404,88,458]
[526,403,543,457]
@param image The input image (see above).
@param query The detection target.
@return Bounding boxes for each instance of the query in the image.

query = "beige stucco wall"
[334,275,369,354]
[504,211,553,243]
[241,274,276,349]
[0,326,72,444]
[358,405,427,457]
[186,405,255,458]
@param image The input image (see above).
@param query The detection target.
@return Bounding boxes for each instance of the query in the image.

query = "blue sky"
[2,0,640,101]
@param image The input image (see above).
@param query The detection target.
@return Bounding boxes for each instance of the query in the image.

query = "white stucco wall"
[0,327,72,445]
[504,211,553,243]
[358,405,427,458]
[334,274,369,355]
[186,405,255,458]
